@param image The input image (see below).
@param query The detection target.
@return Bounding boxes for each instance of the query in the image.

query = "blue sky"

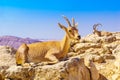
[0,0,120,40]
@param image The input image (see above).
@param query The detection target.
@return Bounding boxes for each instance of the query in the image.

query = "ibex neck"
[60,34,71,58]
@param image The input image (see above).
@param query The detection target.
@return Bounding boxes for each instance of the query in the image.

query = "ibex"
[93,23,112,37]
[15,16,81,66]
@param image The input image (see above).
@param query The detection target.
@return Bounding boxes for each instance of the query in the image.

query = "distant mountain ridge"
[0,35,40,49]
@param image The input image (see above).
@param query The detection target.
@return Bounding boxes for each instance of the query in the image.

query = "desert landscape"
[0,0,119,80]
[0,29,120,80]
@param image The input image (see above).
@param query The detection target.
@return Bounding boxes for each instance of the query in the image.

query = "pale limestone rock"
[84,57,99,80]
[112,32,120,40]
[99,36,116,43]
[113,45,120,56]
[0,45,102,80]
[85,47,111,55]
[85,60,99,80]
[84,53,105,63]
[112,73,120,80]
[103,54,115,59]
[0,46,16,66]
[114,60,120,72]
[81,33,116,44]
[3,32,120,80]
[0,58,94,80]
[67,52,79,57]
[0,74,2,80]
[7,66,34,80]
[113,45,120,72]
[74,43,101,53]
[104,41,120,50]
[98,74,107,80]
[70,32,120,80]
[0,45,100,80]
[80,34,101,43]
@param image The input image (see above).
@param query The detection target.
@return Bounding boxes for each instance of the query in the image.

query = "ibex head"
[58,16,81,41]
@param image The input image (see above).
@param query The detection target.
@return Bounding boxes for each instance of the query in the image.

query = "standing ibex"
[93,23,112,37]
[16,16,81,65]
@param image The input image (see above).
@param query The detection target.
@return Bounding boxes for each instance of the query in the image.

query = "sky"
[0,0,120,40]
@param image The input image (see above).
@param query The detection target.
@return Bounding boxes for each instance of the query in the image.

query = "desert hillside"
[0,31,120,80]
[0,36,40,49]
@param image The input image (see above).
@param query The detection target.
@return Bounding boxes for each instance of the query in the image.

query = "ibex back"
[93,23,112,37]
[15,16,81,66]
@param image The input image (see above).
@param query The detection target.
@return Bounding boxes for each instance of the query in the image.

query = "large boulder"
[72,32,120,80]
[1,32,120,80]
[0,46,102,80]
[0,58,101,80]
[0,46,16,66]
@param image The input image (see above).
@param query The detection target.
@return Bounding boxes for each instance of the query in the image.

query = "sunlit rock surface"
[0,32,120,80]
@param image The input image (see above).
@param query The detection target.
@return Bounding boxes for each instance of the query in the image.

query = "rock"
[85,54,105,63]
[84,59,99,80]
[73,43,101,53]
[101,36,116,43]
[0,58,97,80]
[0,46,102,80]
[80,34,101,43]
[67,52,79,57]
[98,74,108,80]
[0,74,2,80]
[112,32,120,40]
[103,54,115,59]
[80,33,117,44]
[93,55,105,63]
[0,46,16,66]
[113,45,120,56]
[1,32,120,80]
[5,65,35,80]
[69,32,120,80]
[112,73,120,80]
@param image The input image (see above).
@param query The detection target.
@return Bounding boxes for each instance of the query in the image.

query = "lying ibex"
[16,16,81,65]
[93,23,112,37]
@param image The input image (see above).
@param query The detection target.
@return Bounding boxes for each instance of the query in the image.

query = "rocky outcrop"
[0,36,40,49]
[72,32,120,80]
[0,32,120,80]
[0,46,16,66]
[0,46,102,80]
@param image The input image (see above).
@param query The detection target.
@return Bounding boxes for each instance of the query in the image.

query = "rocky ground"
[0,32,120,80]
[70,32,120,80]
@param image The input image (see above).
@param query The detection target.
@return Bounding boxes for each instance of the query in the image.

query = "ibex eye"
[69,30,72,32]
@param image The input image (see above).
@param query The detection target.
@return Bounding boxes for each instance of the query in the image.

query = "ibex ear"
[75,23,78,28]
[58,23,67,31]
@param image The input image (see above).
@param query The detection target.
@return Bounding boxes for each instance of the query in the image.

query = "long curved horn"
[72,18,75,27]
[93,23,102,30]
[63,16,71,26]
